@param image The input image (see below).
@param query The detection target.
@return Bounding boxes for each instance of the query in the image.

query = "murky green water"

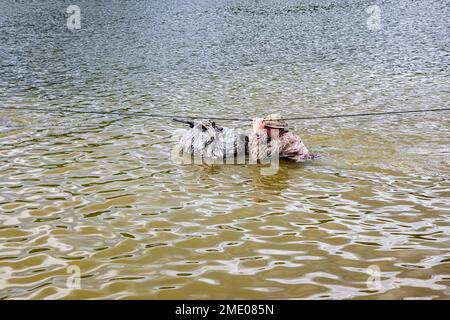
[0,0,449,299]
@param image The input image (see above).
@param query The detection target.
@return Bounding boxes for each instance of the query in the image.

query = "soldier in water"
[249,114,314,163]
[174,113,314,163]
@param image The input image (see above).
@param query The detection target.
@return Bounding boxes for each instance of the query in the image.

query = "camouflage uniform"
[249,130,313,162]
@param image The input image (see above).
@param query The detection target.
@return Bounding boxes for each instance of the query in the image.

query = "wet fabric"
[176,122,247,161]
[249,130,313,162]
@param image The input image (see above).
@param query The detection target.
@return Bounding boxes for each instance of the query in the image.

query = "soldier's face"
[266,127,280,138]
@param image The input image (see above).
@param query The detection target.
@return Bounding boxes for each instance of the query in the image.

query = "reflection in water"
[0,0,449,299]
[250,163,291,194]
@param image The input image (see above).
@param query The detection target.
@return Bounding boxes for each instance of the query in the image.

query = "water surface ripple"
[0,0,449,299]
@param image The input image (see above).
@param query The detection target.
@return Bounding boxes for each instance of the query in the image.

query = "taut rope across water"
[0,106,449,122]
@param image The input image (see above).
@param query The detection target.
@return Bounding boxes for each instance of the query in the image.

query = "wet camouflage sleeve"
[279,132,312,161]
[249,131,282,163]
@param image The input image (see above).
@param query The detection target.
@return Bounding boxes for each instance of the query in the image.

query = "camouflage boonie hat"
[263,114,288,130]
